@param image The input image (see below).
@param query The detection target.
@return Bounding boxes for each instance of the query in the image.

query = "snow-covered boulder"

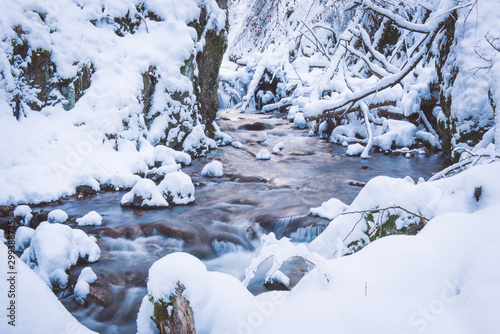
[14,205,33,226]
[158,171,195,205]
[272,142,285,154]
[76,211,103,226]
[21,222,100,289]
[232,141,243,149]
[47,209,68,224]
[310,198,349,220]
[346,143,365,156]
[121,179,169,208]
[256,149,271,160]
[75,267,98,305]
[373,119,417,151]
[15,226,34,252]
[201,161,224,177]
[293,112,307,129]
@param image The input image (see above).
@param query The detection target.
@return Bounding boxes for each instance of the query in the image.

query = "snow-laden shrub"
[21,222,100,289]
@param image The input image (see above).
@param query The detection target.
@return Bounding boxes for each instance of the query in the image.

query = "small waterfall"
[273,215,308,238]
[290,225,326,243]
[212,239,244,255]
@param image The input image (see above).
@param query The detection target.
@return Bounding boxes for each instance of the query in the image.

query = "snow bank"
[201,160,224,177]
[21,222,101,288]
[74,267,98,305]
[76,211,103,226]
[0,243,96,333]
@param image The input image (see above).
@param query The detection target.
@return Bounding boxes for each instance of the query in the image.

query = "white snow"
[201,160,224,177]
[121,178,168,208]
[272,142,285,154]
[13,205,32,226]
[21,221,100,288]
[158,171,195,205]
[74,267,98,305]
[0,243,96,333]
[310,198,349,220]
[76,211,103,226]
[293,112,307,129]
[346,143,365,156]
[232,141,243,149]
[47,209,68,224]
[256,149,271,160]
[14,226,34,251]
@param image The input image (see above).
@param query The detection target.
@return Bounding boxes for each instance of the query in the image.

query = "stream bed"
[8,111,449,333]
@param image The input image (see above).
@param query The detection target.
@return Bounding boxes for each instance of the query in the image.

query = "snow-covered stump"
[150,283,196,334]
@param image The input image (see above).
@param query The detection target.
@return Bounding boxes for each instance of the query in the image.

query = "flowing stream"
[13,111,449,333]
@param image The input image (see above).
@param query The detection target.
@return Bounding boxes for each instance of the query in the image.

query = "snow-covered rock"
[14,205,33,226]
[272,142,285,154]
[346,143,365,156]
[232,141,243,149]
[201,161,224,177]
[293,112,307,129]
[74,267,98,305]
[47,209,68,224]
[373,120,417,151]
[158,171,195,205]
[310,198,349,220]
[21,222,100,289]
[256,149,271,160]
[76,211,103,226]
[121,179,168,208]
[15,226,34,252]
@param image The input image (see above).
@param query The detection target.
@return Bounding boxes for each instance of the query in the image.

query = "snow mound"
[158,171,195,205]
[137,252,254,334]
[373,120,417,151]
[121,179,169,208]
[310,198,349,220]
[76,211,103,226]
[232,141,243,149]
[75,267,98,305]
[346,143,365,156]
[14,205,33,226]
[47,209,68,224]
[293,112,307,129]
[0,243,96,333]
[272,142,285,154]
[15,226,34,252]
[256,149,271,160]
[201,161,224,177]
[21,222,101,289]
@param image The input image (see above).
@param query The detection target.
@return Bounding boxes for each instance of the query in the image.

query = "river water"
[15,111,449,333]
